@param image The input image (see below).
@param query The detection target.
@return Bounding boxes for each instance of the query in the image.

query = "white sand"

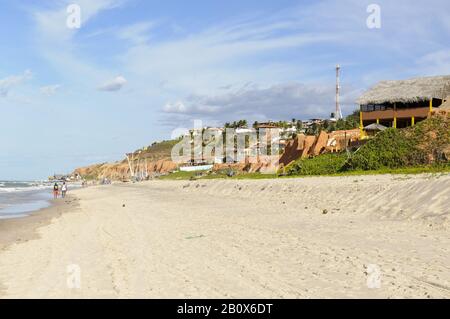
[0,174,449,298]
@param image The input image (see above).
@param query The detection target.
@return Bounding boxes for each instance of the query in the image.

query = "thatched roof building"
[357,75,450,105]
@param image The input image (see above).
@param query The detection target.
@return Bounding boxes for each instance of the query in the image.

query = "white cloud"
[117,22,155,45]
[116,7,349,100]
[28,0,450,128]
[120,0,450,95]
[34,0,125,43]
[31,0,128,88]
[416,49,450,75]
[98,76,127,92]
[0,70,33,97]
[163,101,188,113]
[162,82,360,126]
[40,84,62,96]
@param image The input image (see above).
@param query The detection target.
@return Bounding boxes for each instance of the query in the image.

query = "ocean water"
[0,181,53,219]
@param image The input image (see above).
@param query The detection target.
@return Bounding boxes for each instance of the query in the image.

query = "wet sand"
[0,199,68,250]
[0,197,80,295]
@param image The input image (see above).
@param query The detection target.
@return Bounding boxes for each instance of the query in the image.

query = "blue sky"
[0,0,449,180]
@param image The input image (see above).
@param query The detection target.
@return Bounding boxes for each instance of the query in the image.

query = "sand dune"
[0,174,449,298]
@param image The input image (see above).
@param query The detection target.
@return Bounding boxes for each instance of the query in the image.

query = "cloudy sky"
[0,0,449,179]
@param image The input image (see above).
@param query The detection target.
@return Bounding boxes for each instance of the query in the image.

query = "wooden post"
[126,153,135,178]
[359,106,364,138]
[429,98,433,117]
[344,131,348,152]
[393,103,397,128]
[145,159,148,178]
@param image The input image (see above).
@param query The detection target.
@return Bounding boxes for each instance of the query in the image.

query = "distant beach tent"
[364,123,387,136]
[364,123,388,131]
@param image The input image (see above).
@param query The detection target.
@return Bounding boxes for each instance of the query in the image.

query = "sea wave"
[0,181,52,194]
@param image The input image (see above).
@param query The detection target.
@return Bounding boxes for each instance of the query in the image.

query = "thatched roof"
[357,75,450,105]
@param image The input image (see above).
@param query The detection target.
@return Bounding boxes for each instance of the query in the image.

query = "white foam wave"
[0,184,52,193]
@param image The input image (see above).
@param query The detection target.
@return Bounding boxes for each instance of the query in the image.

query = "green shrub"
[345,129,416,170]
[285,153,348,176]
[345,116,449,170]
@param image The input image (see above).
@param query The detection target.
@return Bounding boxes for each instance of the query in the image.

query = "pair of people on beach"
[53,182,67,199]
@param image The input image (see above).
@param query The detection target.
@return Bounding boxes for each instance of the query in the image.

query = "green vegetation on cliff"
[346,116,449,170]
[130,139,180,161]
[284,116,450,176]
[284,153,348,176]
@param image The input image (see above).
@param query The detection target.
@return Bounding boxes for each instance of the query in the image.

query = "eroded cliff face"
[72,140,180,181]
[73,159,178,181]
[278,129,361,167]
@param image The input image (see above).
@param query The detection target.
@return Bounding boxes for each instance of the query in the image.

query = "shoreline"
[0,180,83,220]
[0,195,81,296]
[0,196,79,252]
[0,174,449,298]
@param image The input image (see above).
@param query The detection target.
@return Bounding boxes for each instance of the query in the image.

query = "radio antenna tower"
[335,64,343,120]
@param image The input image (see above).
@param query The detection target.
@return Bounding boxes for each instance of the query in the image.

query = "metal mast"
[335,64,343,120]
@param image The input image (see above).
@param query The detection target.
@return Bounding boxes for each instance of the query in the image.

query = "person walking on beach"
[53,182,59,199]
[61,182,67,198]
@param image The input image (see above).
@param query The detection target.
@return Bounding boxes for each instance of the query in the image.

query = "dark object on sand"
[227,169,236,177]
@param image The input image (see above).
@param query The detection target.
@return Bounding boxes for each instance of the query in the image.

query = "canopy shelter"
[364,123,388,131]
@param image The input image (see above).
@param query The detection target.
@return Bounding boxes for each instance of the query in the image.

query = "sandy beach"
[0,174,449,298]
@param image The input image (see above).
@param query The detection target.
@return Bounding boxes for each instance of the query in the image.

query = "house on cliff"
[357,75,450,129]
